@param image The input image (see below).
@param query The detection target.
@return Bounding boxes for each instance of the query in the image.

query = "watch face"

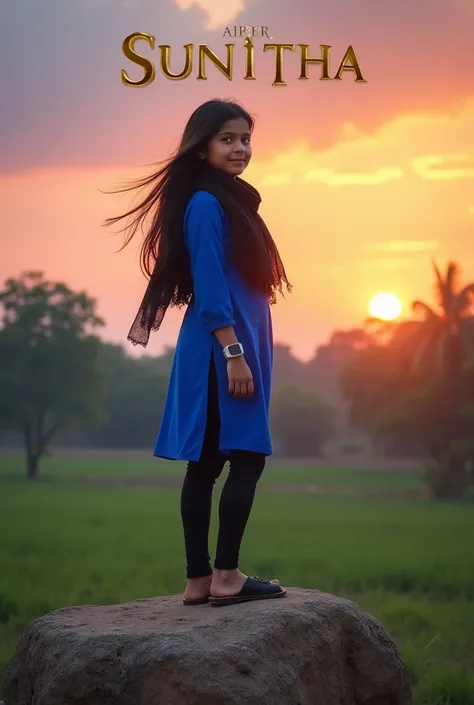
[228,343,242,355]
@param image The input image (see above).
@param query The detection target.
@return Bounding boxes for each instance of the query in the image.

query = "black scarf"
[127,162,290,347]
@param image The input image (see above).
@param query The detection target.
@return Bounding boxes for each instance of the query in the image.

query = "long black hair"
[102,98,292,346]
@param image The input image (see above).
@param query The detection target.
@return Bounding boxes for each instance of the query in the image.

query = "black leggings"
[180,351,266,579]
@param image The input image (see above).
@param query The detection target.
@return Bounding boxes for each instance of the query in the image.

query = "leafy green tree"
[340,338,444,458]
[82,342,169,448]
[0,272,107,478]
[271,384,337,457]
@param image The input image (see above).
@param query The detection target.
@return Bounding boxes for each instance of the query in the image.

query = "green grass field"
[1,451,473,704]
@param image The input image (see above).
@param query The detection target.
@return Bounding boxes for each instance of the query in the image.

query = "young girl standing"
[105,99,292,606]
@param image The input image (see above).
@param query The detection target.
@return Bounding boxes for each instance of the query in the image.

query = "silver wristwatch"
[223,342,244,359]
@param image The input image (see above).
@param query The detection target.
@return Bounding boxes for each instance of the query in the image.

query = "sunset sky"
[1,0,473,361]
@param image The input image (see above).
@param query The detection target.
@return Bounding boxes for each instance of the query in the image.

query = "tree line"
[1,264,473,498]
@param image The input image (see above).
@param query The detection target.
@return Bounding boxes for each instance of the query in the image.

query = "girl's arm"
[185,192,253,396]
[212,325,239,349]
[184,191,237,340]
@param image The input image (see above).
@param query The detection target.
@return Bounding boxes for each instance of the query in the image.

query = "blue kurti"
[154,190,273,461]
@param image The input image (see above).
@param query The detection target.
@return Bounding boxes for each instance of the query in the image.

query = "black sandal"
[209,576,287,606]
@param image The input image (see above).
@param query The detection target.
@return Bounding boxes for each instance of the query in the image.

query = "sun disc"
[369,292,402,321]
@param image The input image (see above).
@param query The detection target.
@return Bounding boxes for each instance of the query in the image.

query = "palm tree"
[410,260,474,374]
[366,261,474,370]
[363,260,474,496]
[409,261,474,486]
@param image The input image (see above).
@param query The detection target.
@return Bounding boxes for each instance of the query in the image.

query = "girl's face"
[201,117,252,176]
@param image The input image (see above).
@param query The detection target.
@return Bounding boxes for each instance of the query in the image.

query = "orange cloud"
[171,0,244,29]
[412,153,474,180]
[356,258,417,270]
[304,167,404,186]
[261,174,292,186]
[367,240,439,253]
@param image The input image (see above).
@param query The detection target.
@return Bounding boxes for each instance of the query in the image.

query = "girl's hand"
[227,357,254,398]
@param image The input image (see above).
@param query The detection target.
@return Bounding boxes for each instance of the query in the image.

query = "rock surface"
[4,588,413,705]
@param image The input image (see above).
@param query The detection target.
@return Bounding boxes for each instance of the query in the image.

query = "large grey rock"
[4,588,412,705]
